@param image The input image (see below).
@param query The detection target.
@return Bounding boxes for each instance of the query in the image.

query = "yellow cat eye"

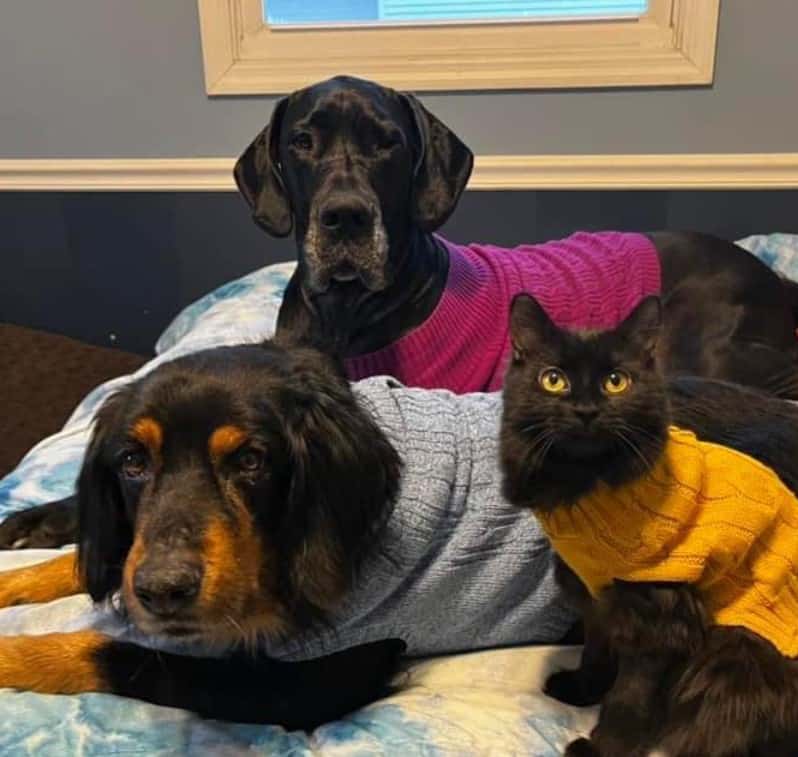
[602,370,632,395]
[538,367,571,395]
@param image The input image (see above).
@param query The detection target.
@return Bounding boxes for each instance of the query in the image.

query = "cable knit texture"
[266,376,575,660]
[345,232,661,392]
[537,426,798,657]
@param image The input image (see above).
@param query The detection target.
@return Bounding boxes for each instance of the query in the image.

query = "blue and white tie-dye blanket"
[0,233,796,755]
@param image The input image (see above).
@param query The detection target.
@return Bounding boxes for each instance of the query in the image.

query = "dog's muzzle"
[304,192,390,294]
[318,196,375,242]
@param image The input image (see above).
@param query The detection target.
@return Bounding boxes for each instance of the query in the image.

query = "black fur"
[93,636,405,729]
[0,496,77,549]
[77,390,140,600]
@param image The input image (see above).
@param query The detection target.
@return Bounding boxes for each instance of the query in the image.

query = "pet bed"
[0,233,795,756]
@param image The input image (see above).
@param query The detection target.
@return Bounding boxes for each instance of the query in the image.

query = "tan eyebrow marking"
[131,417,163,455]
[209,425,249,461]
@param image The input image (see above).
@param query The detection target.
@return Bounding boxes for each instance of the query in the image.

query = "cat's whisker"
[537,437,556,466]
[617,421,664,458]
[519,423,542,436]
[766,364,797,383]
[768,374,798,398]
[522,428,560,469]
[614,429,654,472]
[615,421,662,446]
[756,363,798,397]
[525,431,556,459]
[519,418,570,436]
[669,400,714,419]
[614,418,664,443]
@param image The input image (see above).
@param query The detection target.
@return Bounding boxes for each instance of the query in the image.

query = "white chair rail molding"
[2,153,798,191]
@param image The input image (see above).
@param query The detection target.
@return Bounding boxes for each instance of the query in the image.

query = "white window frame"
[197,0,720,94]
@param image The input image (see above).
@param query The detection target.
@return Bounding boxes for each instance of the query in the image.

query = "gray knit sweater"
[267,377,575,661]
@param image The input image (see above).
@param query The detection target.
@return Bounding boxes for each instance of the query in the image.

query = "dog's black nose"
[319,197,374,237]
[133,560,202,617]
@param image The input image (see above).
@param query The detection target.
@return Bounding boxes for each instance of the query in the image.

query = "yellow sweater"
[536,426,798,657]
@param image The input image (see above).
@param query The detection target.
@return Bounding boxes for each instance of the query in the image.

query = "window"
[265,1,649,27]
[197,0,719,94]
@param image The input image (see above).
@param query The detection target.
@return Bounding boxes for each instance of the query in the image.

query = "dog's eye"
[120,450,149,480]
[290,131,313,151]
[235,447,266,475]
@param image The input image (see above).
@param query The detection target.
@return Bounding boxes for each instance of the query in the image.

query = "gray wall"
[1,0,797,159]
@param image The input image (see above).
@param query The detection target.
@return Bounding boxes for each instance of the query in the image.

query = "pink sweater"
[345,232,661,393]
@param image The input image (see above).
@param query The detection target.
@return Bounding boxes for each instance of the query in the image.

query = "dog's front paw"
[545,669,603,707]
[0,632,107,694]
[0,499,78,549]
[0,554,81,608]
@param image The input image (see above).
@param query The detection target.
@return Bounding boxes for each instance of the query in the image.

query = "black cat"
[501,295,668,513]
[501,294,798,757]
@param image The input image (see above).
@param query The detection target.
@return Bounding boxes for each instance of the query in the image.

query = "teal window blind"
[265,1,648,27]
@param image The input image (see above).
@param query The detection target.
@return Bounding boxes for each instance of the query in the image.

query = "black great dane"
[237,75,798,391]
[2,74,798,549]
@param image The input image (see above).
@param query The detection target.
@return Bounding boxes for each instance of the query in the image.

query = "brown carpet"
[0,324,148,477]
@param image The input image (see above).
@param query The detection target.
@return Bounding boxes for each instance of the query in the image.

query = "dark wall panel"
[2,190,797,354]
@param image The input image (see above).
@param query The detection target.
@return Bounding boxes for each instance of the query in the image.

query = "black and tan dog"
[0,340,573,725]
[0,344,412,727]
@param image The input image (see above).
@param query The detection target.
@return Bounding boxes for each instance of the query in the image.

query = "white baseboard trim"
[1,154,798,192]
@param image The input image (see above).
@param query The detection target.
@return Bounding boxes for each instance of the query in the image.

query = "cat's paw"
[544,669,603,707]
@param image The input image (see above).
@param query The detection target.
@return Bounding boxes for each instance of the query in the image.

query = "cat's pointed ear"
[616,296,662,357]
[510,294,556,362]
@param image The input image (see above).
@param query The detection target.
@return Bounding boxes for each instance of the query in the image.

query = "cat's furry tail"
[668,376,798,495]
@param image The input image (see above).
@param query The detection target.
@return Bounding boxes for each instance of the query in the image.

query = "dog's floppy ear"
[401,93,473,232]
[77,391,134,602]
[234,97,293,237]
[276,348,401,621]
